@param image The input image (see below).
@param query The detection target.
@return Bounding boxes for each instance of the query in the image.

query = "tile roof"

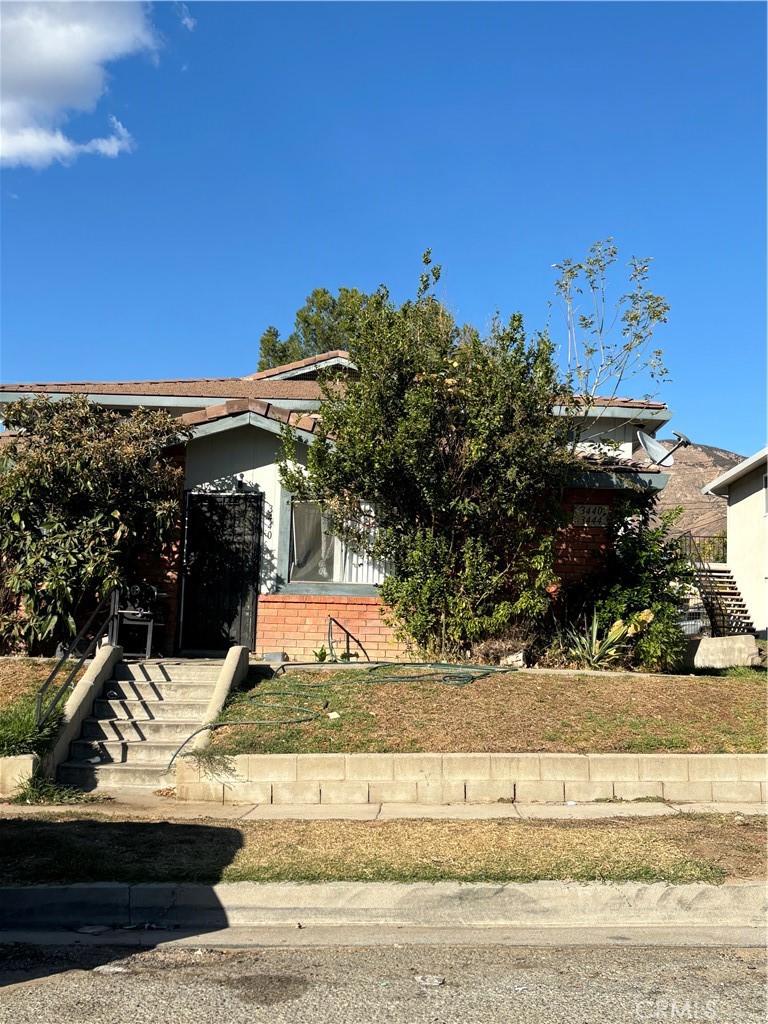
[0,348,666,412]
[0,378,323,400]
[244,350,351,380]
[179,399,323,436]
[568,395,667,411]
[575,451,663,474]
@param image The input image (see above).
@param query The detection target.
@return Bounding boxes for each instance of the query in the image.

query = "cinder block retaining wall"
[176,753,767,805]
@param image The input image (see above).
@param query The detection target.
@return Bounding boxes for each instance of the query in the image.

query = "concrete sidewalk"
[3,924,763,949]
[2,795,764,949]
[2,790,765,821]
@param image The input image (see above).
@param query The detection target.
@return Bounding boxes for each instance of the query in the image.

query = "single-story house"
[703,448,768,638]
[0,351,672,659]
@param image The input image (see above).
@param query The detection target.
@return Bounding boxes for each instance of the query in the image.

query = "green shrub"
[10,773,103,804]
[563,504,692,673]
[0,695,61,757]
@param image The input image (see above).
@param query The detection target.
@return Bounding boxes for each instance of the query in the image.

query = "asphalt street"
[0,943,764,1024]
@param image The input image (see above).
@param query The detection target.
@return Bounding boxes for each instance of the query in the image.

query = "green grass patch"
[9,774,108,805]
[0,657,87,757]
[0,696,62,758]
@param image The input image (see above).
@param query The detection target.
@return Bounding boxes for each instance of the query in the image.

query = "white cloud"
[0,2,157,169]
[174,3,196,32]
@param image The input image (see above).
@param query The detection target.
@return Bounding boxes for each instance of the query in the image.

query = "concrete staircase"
[695,565,755,636]
[57,660,223,792]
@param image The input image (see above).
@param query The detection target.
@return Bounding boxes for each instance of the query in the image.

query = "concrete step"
[112,661,223,683]
[56,762,174,790]
[92,698,209,721]
[101,680,217,702]
[70,738,187,766]
[80,717,202,743]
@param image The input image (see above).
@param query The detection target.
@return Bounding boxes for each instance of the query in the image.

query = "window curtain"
[290,501,390,584]
[290,502,335,581]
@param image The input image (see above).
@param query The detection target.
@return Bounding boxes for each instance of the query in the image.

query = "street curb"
[1,880,764,931]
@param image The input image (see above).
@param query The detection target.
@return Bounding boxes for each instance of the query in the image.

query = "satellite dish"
[636,429,691,467]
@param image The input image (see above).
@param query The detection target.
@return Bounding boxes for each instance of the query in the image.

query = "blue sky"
[1,1,765,455]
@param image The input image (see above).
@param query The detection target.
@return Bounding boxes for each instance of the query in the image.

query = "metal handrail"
[676,532,729,637]
[674,533,727,564]
[35,587,120,730]
[327,616,371,663]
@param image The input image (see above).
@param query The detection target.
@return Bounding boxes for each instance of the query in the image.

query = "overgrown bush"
[0,395,190,651]
[281,254,572,659]
[562,503,693,672]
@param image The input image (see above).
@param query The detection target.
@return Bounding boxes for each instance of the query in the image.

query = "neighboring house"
[0,351,672,660]
[702,448,768,638]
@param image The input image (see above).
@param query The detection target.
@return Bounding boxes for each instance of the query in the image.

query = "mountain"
[632,440,745,536]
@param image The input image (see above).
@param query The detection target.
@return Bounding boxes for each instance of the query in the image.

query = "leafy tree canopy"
[565,503,693,672]
[280,253,576,657]
[0,395,189,650]
[257,287,369,371]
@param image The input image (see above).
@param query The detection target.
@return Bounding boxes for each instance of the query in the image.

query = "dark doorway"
[179,491,262,653]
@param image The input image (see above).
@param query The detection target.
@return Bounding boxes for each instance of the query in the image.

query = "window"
[290,501,390,585]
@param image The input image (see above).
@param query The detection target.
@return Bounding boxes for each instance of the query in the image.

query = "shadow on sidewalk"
[0,817,244,983]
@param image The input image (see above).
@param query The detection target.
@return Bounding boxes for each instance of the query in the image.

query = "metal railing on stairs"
[35,587,119,730]
[674,533,727,564]
[675,532,744,637]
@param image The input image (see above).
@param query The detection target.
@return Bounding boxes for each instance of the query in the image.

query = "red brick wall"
[255,594,411,663]
[552,487,617,585]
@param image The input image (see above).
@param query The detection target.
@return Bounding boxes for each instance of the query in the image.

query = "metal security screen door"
[179,492,263,652]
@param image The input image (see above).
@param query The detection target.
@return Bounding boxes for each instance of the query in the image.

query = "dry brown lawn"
[212,666,767,755]
[0,657,84,710]
[0,810,764,885]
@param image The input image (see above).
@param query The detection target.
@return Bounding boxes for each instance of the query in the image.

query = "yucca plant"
[566,609,654,670]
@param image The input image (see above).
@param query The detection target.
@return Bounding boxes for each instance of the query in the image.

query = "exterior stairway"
[695,565,755,636]
[57,660,223,792]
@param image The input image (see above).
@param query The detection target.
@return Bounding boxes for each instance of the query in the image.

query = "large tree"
[0,395,189,651]
[257,287,369,370]
[280,254,574,657]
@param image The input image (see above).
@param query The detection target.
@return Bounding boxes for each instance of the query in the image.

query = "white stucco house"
[703,447,768,638]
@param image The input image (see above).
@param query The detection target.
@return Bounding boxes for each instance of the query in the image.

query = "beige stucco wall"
[575,419,637,460]
[727,463,767,634]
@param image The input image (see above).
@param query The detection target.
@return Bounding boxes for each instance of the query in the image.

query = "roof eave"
[246,350,353,381]
[702,447,768,495]
[552,405,672,427]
